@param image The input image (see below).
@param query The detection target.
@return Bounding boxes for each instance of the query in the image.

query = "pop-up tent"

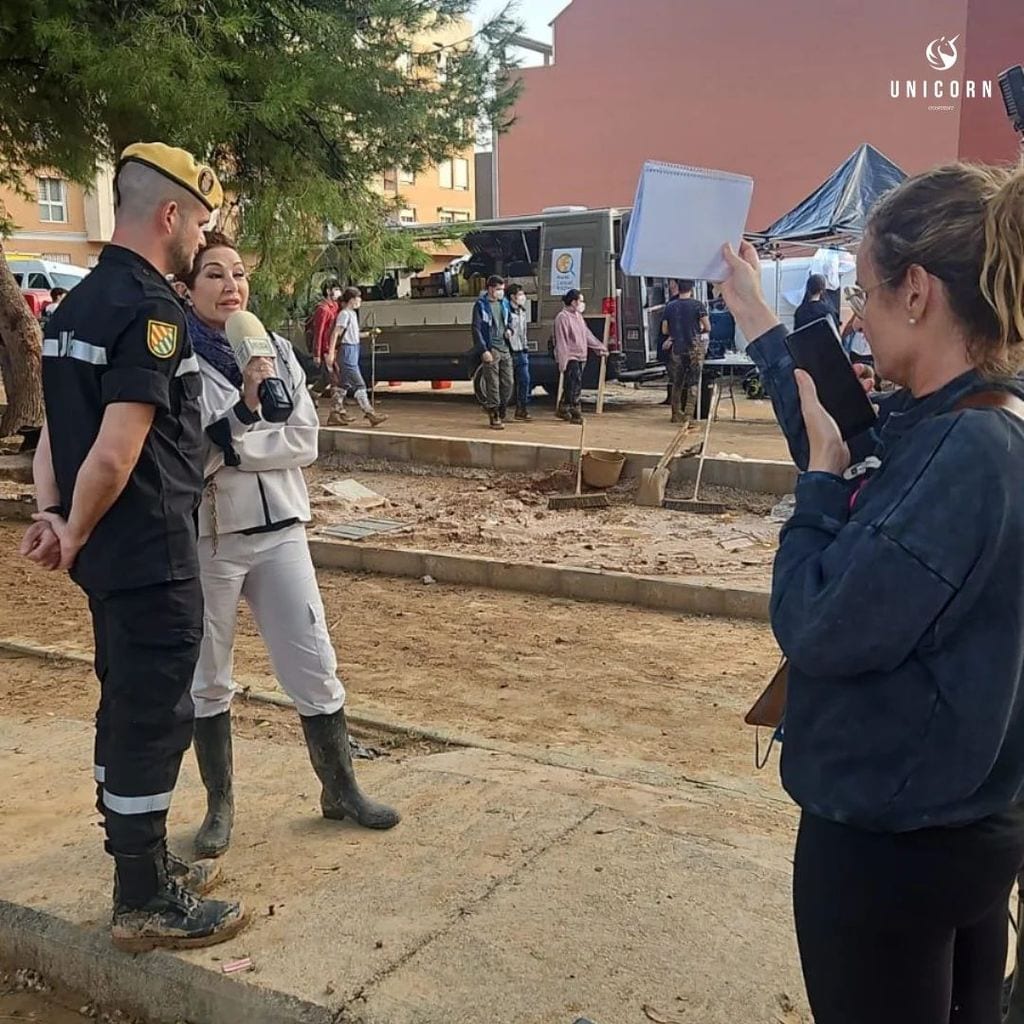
[743,143,907,317]
[750,143,907,250]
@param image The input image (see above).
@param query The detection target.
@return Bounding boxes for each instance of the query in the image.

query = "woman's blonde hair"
[867,161,1024,376]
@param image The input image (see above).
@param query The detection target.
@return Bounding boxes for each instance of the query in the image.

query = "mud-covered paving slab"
[308,458,785,588]
[0,713,807,1024]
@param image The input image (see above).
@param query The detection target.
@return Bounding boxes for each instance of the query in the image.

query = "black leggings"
[794,811,1024,1024]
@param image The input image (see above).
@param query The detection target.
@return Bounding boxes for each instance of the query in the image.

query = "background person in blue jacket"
[505,282,533,421]
[718,160,1024,1024]
[471,275,514,430]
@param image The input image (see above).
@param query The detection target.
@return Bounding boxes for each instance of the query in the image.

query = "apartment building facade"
[0,165,114,267]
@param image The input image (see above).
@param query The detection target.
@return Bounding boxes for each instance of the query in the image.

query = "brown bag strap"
[955,389,1024,421]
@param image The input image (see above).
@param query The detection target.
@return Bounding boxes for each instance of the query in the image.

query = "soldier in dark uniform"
[20,143,249,952]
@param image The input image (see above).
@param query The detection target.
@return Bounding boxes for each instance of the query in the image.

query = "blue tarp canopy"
[752,143,907,247]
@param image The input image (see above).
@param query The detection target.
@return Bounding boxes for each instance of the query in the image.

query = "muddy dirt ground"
[317,381,791,462]
[0,968,144,1023]
[0,522,785,810]
[308,458,783,586]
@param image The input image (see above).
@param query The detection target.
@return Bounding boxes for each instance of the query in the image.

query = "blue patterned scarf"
[187,311,242,388]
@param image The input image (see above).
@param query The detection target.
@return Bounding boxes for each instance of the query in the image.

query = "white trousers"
[193,524,346,719]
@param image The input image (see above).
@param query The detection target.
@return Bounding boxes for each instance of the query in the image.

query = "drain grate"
[321,518,408,541]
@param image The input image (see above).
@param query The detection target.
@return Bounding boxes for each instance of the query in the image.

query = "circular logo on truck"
[556,252,574,274]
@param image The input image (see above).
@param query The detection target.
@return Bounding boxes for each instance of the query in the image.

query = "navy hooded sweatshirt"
[748,324,1024,832]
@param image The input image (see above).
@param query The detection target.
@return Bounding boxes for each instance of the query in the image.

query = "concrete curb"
[0,900,333,1024]
[308,537,770,621]
[319,427,797,495]
[0,494,34,521]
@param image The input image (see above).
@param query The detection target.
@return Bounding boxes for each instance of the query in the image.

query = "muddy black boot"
[300,710,401,829]
[488,410,505,431]
[193,712,234,859]
[569,405,584,424]
[113,849,221,904]
[111,850,249,953]
[514,405,532,422]
[166,850,221,894]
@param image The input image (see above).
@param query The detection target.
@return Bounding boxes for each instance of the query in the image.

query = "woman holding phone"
[718,162,1024,1023]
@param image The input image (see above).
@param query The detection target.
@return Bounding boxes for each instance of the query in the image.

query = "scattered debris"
[348,735,387,760]
[642,1005,685,1024]
[770,494,796,524]
[321,478,387,509]
[421,574,436,585]
[12,968,49,994]
[321,518,408,542]
[221,957,254,975]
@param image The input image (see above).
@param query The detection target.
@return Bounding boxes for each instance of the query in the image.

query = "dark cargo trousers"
[88,579,202,868]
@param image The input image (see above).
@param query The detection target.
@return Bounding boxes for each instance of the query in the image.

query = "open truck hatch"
[460,225,542,279]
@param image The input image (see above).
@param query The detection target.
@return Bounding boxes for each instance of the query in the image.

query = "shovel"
[635,421,693,507]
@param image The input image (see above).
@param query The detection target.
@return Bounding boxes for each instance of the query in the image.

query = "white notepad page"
[620,162,754,282]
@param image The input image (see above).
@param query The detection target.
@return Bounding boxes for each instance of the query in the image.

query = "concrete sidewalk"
[0,715,808,1024]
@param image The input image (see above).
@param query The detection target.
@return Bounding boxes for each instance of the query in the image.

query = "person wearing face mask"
[176,231,400,863]
[553,289,608,424]
[326,287,387,427]
[504,282,532,421]
[472,275,514,429]
[307,278,341,367]
[718,161,1024,1024]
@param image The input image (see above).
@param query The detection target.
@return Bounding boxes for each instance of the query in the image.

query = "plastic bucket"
[581,451,626,489]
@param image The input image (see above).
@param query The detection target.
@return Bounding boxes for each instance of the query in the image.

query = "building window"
[383,168,398,192]
[438,208,471,224]
[86,254,100,268]
[438,158,470,191]
[38,178,68,223]
[398,168,415,185]
[42,252,71,264]
[399,208,417,224]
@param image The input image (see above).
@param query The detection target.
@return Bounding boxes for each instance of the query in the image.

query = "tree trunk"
[0,237,44,438]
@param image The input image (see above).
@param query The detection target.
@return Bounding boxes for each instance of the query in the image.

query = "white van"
[8,257,90,293]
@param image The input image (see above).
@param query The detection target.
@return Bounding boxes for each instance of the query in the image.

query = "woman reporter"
[719,162,1024,1023]
[176,232,399,859]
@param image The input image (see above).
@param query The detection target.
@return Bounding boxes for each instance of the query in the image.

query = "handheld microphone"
[224,310,294,423]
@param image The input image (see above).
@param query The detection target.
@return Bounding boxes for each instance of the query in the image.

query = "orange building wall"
[389,151,476,224]
[496,0,1021,228]
[1,177,103,266]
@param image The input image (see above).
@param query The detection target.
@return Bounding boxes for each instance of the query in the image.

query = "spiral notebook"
[620,161,754,282]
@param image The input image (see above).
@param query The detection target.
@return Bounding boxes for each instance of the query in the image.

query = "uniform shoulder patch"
[147,320,179,359]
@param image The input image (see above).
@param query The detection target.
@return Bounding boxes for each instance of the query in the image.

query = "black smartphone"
[785,317,877,440]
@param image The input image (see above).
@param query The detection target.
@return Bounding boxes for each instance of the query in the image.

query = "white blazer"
[196,333,318,539]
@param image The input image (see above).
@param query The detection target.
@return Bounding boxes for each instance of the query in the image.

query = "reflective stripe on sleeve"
[42,336,109,365]
[93,765,105,783]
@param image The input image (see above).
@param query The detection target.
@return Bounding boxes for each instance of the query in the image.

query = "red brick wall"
[957,0,1024,163]
[496,0,1016,226]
